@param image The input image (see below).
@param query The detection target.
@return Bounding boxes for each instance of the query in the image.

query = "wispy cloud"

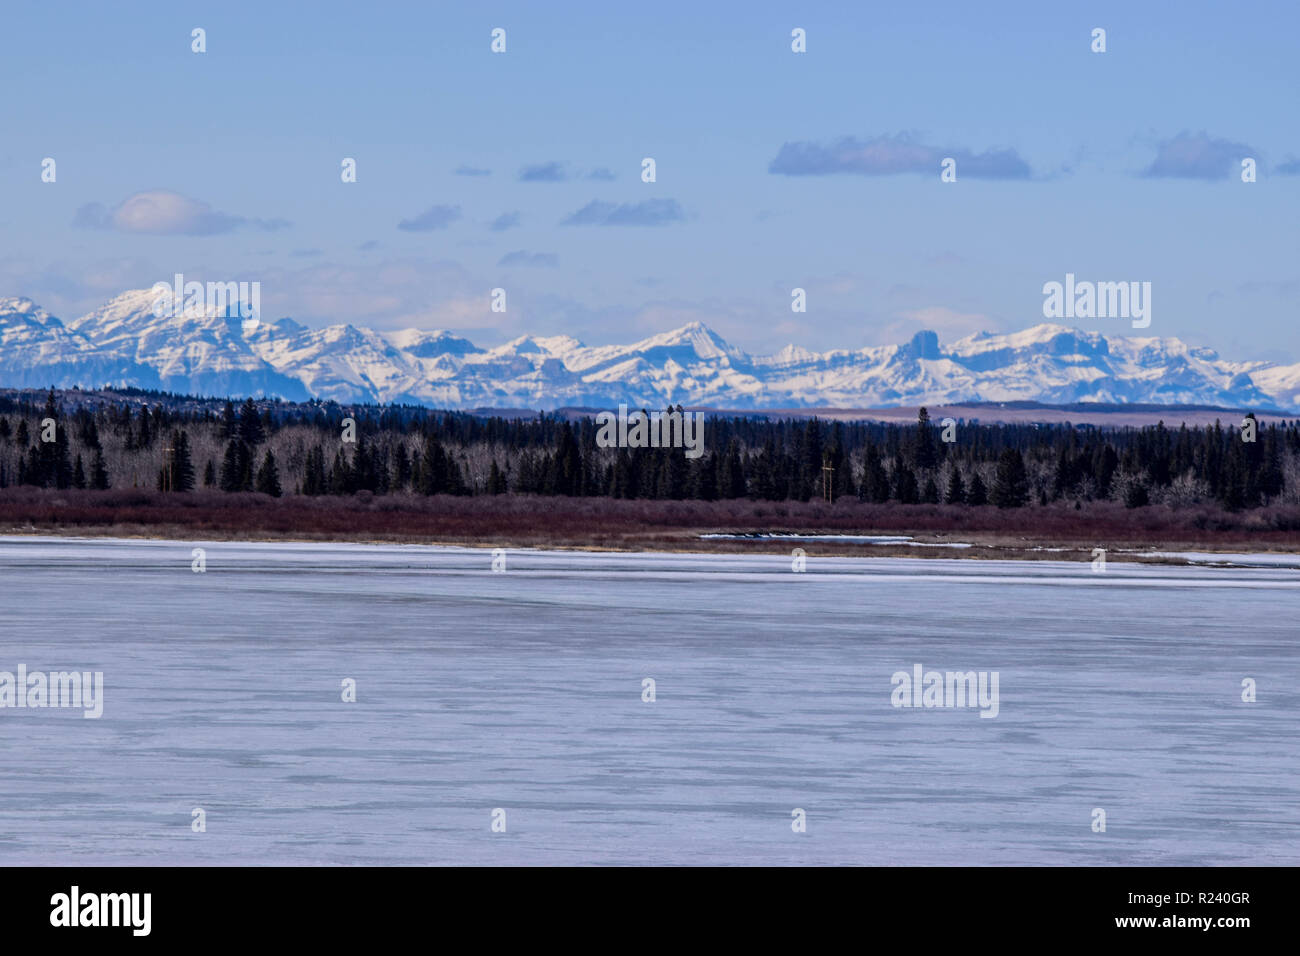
[1140,131,1256,180]
[769,133,1032,179]
[498,250,558,268]
[490,211,521,232]
[561,198,685,226]
[397,204,462,232]
[586,167,617,181]
[519,161,568,182]
[1276,156,1300,176]
[72,190,290,235]
[454,165,491,177]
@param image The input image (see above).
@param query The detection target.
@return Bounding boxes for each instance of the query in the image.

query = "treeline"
[0,390,1296,511]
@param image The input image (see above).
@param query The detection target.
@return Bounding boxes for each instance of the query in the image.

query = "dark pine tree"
[302,446,327,495]
[892,457,919,504]
[1124,480,1150,508]
[723,439,746,499]
[549,424,583,496]
[393,443,411,491]
[137,405,152,449]
[161,430,196,492]
[256,450,282,497]
[914,407,937,471]
[221,400,238,439]
[990,448,1029,508]
[89,448,110,490]
[944,462,965,504]
[860,444,890,503]
[238,398,265,446]
[219,440,244,492]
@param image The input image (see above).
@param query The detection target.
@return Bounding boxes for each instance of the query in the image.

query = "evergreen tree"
[302,446,327,495]
[1124,480,1150,509]
[219,440,246,492]
[203,459,216,487]
[1220,452,1247,511]
[967,472,988,506]
[329,447,353,494]
[77,413,101,451]
[90,448,110,490]
[1052,447,1074,498]
[1093,445,1119,498]
[238,398,265,445]
[137,405,152,448]
[751,437,779,500]
[445,453,468,496]
[860,444,890,503]
[417,436,448,495]
[221,400,238,439]
[892,456,919,503]
[160,430,196,492]
[549,424,583,496]
[922,476,940,504]
[56,433,73,488]
[393,443,411,490]
[22,446,39,486]
[944,462,965,504]
[351,434,376,492]
[913,407,937,471]
[723,440,746,498]
[73,455,87,489]
[30,390,70,487]
[990,449,1029,508]
[663,445,688,500]
[799,420,823,501]
[691,453,720,501]
[256,450,282,497]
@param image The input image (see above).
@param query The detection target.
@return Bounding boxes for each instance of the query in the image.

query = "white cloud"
[73,190,289,236]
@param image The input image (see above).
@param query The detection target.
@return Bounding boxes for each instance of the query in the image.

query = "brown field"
[538,402,1296,427]
[699,405,1296,428]
[2,488,1298,563]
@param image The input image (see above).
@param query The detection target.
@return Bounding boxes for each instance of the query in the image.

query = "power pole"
[822,458,834,502]
[162,443,174,492]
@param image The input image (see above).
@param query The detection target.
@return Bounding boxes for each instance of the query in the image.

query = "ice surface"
[0,535,1296,865]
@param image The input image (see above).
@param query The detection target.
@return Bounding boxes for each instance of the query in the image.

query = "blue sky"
[1,0,1297,363]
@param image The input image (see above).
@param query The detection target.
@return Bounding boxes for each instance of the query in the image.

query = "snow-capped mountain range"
[2,289,1298,412]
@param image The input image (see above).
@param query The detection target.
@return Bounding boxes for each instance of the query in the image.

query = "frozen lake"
[0,535,1296,865]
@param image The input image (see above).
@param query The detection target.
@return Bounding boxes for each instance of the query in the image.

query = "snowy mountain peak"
[634,321,740,360]
[1,291,1297,412]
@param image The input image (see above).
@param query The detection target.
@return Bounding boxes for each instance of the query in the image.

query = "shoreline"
[2,487,1298,567]
[4,522,1299,570]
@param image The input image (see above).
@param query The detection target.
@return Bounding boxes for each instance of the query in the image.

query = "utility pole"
[161,443,174,492]
[822,457,834,502]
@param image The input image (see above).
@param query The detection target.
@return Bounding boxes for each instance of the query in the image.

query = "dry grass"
[2,488,1298,562]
